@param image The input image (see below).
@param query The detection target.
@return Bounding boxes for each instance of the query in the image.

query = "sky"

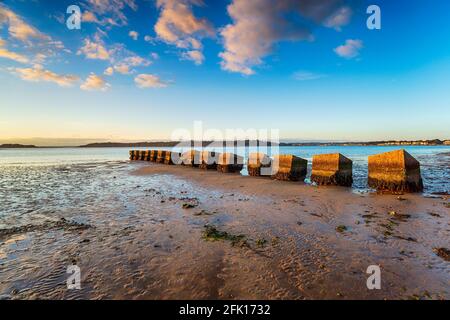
[0,0,450,145]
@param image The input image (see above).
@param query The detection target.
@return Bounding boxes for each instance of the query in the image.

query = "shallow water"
[0,147,449,299]
[1,146,449,193]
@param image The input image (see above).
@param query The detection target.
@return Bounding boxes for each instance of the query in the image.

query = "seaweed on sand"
[0,218,92,240]
[202,225,247,247]
[335,225,348,233]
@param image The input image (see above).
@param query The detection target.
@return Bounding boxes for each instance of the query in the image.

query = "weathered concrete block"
[156,150,167,163]
[143,150,151,161]
[139,150,147,161]
[247,152,272,177]
[149,150,158,162]
[129,150,136,161]
[368,149,423,193]
[311,153,353,186]
[181,150,202,167]
[271,155,307,181]
[164,151,181,165]
[217,153,244,173]
[199,151,218,170]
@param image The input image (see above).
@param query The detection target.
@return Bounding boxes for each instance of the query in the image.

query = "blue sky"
[0,0,449,145]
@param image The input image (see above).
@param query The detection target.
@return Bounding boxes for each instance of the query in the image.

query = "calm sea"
[1,145,449,191]
[0,145,449,232]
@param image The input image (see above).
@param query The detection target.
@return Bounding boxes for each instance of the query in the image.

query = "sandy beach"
[2,159,448,300]
[129,163,449,299]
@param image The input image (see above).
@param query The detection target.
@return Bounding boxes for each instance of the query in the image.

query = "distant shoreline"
[1,139,449,149]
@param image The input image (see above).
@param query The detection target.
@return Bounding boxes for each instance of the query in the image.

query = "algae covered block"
[149,150,158,162]
[181,150,202,167]
[311,153,353,186]
[140,150,148,161]
[199,151,218,170]
[368,149,423,193]
[247,152,272,176]
[164,151,181,165]
[129,150,136,161]
[271,155,307,181]
[217,153,244,173]
[156,150,167,163]
[143,150,151,161]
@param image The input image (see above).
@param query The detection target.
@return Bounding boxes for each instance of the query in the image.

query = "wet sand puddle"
[0,161,449,300]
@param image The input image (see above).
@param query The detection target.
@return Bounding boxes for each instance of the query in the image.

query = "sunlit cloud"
[129,30,138,40]
[324,6,352,31]
[334,39,363,59]
[104,66,114,75]
[0,4,50,42]
[0,4,67,65]
[11,64,79,87]
[84,0,137,26]
[219,0,354,75]
[112,49,152,74]
[134,73,168,88]
[154,0,214,65]
[82,11,100,23]
[80,73,111,91]
[77,38,111,60]
[182,50,204,65]
[0,38,29,63]
[114,63,131,74]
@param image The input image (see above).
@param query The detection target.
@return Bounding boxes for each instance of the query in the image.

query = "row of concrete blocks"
[130,149,424,193]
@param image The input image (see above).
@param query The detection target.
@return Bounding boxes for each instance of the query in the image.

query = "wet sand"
[0,161,449,300]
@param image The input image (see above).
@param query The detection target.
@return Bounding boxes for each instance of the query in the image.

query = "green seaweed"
[202,225,247,247]
[256,238,267,247]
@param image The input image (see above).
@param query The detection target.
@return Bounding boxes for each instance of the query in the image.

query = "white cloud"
[33,53,47,64]
[154,0,214,65]
[144,35,154,43]
[12,64,79,87]
[334,39,363,59]
[293,71,326,81]
[135,74,168,88]
[219,0,354,75]
[324,6,352,31]
[80,73,110,91]
[129,30,138,40]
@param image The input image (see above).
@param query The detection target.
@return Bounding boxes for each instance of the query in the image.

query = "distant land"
[80,139,450,148]
[3,139,449,149]
[0,144,37,148]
